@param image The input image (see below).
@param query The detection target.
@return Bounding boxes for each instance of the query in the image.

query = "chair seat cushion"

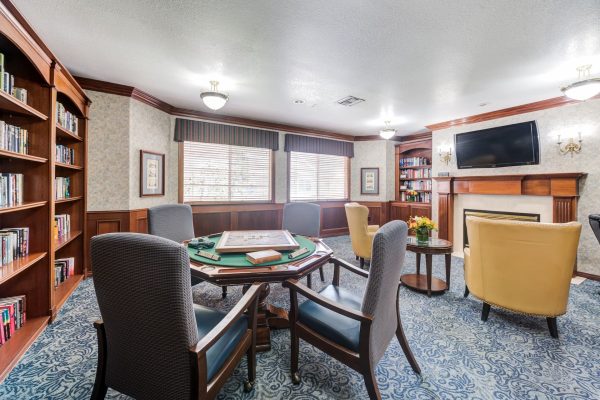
[194,304,247,381]
[298,284,362,351]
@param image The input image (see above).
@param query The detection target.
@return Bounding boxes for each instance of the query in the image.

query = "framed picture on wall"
[360,167,379,195]
[140,150,165,197]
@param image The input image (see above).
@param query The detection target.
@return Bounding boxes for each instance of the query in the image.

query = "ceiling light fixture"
[293,99,305,104]
[200,80,228,110]
[379,120,396,139]
[561,65,600,101]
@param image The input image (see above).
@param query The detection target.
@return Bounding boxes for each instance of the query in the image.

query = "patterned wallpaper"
[431,98,600,276]
[85,90,131,211]
[351,140,395,201]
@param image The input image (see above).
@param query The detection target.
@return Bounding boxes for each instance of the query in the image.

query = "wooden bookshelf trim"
[55,124,83,142]
[0,149,47,163]
[0,90,48,120]
[52,274,83,317]
[0,200,47,214]
[54,230,82,251]
[55,162,83,170]
[55,196,83,204]
[0,251,46,285]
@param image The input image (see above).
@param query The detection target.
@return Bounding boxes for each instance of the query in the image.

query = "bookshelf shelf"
[54,230,82,251]
[55,124,83,142]
[0,316,50,382]
[0,90,48,121]
[0,201,47,214]
[53,274,83,313]
[400,189,432,192]
[399,165,431,170]
[0,149,47,163]
[0,252,47,285]
[55,162,83,170]
[54,196,83,204]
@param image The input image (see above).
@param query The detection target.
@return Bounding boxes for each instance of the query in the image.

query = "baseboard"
[575,271,600,282]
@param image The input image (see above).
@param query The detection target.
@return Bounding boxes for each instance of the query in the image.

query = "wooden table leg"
[416,253,421,275]
[243,283,289,352]
[426,254,432,297]
[445,253,451,291]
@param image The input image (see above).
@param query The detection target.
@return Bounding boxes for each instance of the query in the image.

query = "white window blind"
[289,151,348,201]
[183,141,272,202]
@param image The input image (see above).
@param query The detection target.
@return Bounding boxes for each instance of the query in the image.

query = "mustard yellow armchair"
[464,216,581,338]
[345,203,379,268]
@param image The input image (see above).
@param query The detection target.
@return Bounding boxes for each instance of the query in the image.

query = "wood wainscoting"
[85,201,389,274]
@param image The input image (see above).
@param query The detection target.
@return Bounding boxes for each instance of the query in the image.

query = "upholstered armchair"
[464,217,581,338]
[344,202,379,268]
[90,233,264,400]
[283,221,420,400]
[590,214,600,244]
[148,204,228,298]
[283,202,323,288]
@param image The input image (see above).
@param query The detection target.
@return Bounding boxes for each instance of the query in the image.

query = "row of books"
[400,191,432,203]
[55,177,71,200]
[399,168,432,179]
[54,257,74,287]
[0,121,28,155]
[0,295,26,346]
[54,214,70,240]
[0,53,28,103]
[56,102,78,135]
[0,173,24,208]
[56,144,75,165]
[399,157,430,167]
[400,180,432,190]
[0,227,29,266]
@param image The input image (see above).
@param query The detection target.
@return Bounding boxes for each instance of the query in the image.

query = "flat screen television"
[455,121,539,169]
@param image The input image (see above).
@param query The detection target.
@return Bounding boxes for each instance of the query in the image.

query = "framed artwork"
[360,167,379,195]
[140,150,165,197]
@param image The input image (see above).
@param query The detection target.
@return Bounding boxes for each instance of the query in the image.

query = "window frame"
[178,142,275,205]
[286,151,351,203]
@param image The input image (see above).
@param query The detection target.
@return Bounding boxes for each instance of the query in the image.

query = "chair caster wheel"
[292,372,301,385]
[243,380,254,392]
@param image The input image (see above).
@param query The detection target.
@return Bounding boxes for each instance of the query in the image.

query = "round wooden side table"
[401,236,453,297]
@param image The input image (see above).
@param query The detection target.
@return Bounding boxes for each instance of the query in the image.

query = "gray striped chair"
[90,233,263,400]
[284,220,420,400]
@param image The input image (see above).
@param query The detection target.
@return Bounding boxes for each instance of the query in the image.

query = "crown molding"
[426,95,600,131]
[75,76,356,142]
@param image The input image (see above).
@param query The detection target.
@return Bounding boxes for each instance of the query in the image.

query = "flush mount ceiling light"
[379,120,396,139]
[200,80,228,110]
[561,65,600,101]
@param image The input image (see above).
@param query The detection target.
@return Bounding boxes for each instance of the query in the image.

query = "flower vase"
[416,227,429,245]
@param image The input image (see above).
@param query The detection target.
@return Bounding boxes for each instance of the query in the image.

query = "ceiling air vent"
[336,95,365,106]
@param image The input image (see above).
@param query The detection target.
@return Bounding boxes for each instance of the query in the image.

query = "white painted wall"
[431,98,600,275]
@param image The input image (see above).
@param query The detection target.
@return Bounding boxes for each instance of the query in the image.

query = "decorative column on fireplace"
[434,173,586,244]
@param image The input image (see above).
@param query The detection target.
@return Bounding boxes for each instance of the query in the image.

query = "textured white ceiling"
[12,0,600,135]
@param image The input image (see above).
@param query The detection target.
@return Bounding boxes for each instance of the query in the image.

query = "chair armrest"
[329,257,369,278]
[283,279,372,323]
[190,282,265,354]
[367,225,379,232]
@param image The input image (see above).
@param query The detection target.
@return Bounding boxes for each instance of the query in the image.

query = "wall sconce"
[438,146,452,165]
[557,132,582,157]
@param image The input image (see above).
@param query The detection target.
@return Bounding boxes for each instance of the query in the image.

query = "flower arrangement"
[408,216,438,244]
[406,189,418,202]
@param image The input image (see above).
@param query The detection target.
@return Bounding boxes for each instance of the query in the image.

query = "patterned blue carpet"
[1,235,600,399]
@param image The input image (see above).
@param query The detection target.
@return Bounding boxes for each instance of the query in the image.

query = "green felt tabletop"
[188,234,317,267]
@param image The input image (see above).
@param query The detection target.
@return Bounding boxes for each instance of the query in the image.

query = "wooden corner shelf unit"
[390,134,433,222]
[0,0,89,382]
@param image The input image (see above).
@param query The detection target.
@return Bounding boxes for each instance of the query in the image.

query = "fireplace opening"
[463,209,540,248]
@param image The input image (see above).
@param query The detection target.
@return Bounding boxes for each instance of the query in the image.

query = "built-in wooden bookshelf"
[391,135,433,222]
[0,0,88,382]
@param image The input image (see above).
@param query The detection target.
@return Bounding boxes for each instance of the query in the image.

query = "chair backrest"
[590,214,600,244]
[360,220,408,366]
[282,202,321,237]
[148,203,195,243]
[91,233,199,399]
[466,216,581,316]
[345,203,371,256]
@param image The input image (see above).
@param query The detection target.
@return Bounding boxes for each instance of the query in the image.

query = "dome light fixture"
[561,65,600,101]
[379,120,396,139]
[201,80,228,110]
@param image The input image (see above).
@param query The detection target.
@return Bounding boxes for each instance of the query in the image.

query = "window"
[289,151,349,201]
[183,141,272,203]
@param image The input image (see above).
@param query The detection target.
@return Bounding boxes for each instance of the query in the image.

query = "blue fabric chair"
[90,233,264,400]
[282,202,323,287]
[284,221,420,400]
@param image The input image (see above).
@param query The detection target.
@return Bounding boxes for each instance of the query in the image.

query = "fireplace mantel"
[433,172,586,242]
